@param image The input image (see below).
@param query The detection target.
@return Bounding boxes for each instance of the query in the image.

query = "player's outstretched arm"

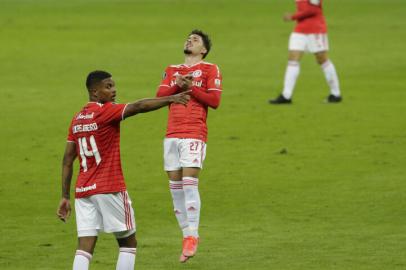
[123,91,190,118]
[57,141,77,222]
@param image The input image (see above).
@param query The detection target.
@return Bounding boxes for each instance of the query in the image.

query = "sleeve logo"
[215,79,221,88]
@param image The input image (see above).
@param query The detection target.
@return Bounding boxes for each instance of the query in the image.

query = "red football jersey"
[156,61,222,142]
[292,0,327,34]
[67,102,128,198]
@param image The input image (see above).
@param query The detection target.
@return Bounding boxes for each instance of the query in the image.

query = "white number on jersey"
[78,135,101,172]
[309,0,320,5]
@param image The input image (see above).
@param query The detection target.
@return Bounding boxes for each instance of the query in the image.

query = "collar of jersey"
[181,61,203,68]
[87,102,104,107]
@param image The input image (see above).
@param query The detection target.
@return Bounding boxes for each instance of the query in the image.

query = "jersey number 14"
[78,135,101,172]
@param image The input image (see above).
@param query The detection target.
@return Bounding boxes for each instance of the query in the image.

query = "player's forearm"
[156,85,180,97]
[191,88,221,109]
[61,142,76,200]
[61,164,73,199]
[126,97,173,116]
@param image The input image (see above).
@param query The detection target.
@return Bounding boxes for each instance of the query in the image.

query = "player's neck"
[184,55,203,66]
[89,97,97,102]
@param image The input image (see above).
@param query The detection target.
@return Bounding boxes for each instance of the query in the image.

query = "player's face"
[95,77,116,103]
[183,34,207,57]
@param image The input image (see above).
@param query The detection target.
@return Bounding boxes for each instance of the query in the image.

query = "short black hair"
[189,29,211,59]
[86,70,112,90]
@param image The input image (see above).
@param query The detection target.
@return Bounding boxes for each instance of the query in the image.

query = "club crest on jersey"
[192,70,202,78]
[215,79,221,88]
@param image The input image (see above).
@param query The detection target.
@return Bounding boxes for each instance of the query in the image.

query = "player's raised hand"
[171,90,191,105]
[57,198,71,222]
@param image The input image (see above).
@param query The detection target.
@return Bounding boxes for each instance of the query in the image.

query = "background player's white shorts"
[75,191,136,238]
[288,32,329,53]
[164,138,207,171]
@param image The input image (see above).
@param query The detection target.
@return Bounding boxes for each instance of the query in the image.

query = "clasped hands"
[176,73,193,92]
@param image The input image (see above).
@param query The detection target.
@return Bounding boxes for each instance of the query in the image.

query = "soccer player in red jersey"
[270,0,342,104]
[56,70,190,270]
[156,29,222,262]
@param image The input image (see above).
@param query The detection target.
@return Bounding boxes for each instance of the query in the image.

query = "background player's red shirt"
[292,0,327,34]
[156,61,222,142]
[67,102,127,198]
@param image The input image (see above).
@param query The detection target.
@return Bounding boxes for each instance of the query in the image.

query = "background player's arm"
[57,141,77,222]
[123,91,190,118]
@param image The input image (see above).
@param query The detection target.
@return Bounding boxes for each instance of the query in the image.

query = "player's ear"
[201,47,207,56]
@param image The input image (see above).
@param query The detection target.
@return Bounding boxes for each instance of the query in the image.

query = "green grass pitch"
[1,0,405,269]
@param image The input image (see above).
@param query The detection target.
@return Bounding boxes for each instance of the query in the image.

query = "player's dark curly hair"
[189,29,212,59]
[86,70,112,90]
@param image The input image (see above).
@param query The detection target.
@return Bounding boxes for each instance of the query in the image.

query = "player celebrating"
[156,29,222,263]
[269,0,342,104]
[56,70,190,270]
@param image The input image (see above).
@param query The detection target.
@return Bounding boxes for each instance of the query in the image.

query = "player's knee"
[288,50,302,61]
[316,53,328,65]
[115,230,137,248]
[77,236,98,254]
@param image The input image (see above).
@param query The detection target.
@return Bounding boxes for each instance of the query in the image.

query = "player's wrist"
[168,95,176,103]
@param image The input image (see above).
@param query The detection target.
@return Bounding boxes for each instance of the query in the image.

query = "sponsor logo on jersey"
[193,81,203,87]
[76,183,97,193]
[192,70,202,78]
[76,112,94,120]
[170,79,202,87]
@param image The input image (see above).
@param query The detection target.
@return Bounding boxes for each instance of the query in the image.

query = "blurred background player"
[56,70,190,270]
[156,30,222,262]
[269,0,342,104]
